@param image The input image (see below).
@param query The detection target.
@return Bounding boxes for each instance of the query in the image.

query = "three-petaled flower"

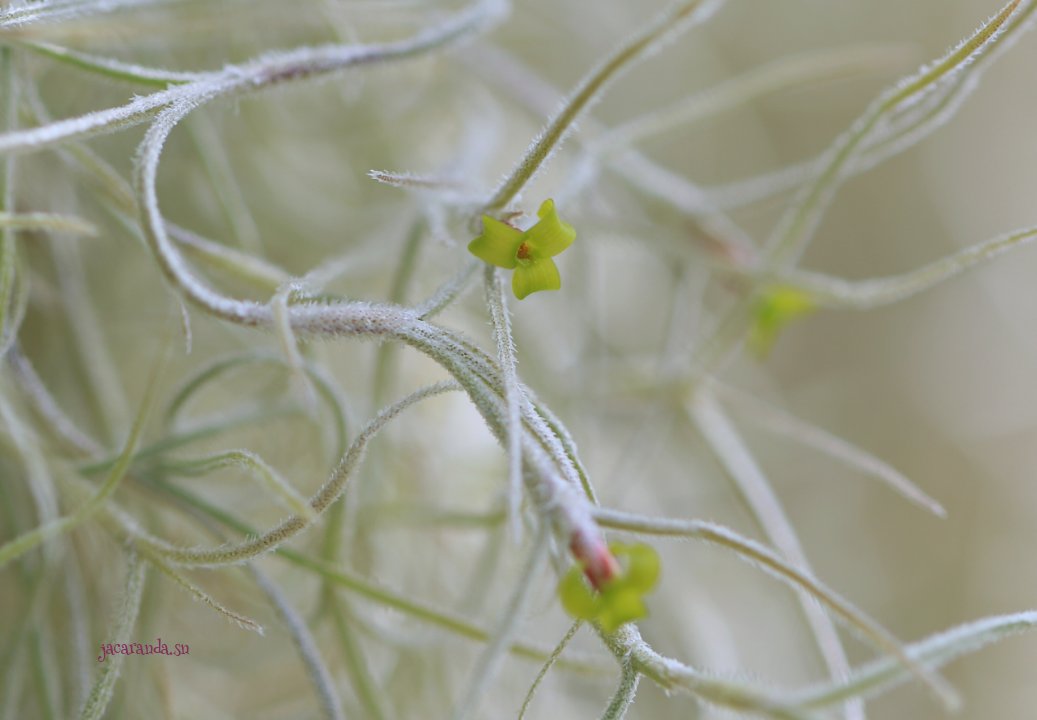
[558,542,661,633]
[468,199,576,300]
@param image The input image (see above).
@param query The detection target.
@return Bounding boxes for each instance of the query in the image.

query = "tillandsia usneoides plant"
[1,0,1037,717]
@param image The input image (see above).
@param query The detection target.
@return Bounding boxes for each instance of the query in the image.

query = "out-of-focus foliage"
[2,1,1037,719]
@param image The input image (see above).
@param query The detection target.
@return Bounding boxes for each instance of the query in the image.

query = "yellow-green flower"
[748,284,816,357]
[558,542,660,633]
[468,199,575,300]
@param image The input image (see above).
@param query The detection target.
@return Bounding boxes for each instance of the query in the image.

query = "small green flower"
[748,284,816,357]
[468,199,576,300]
[558,542,660,633]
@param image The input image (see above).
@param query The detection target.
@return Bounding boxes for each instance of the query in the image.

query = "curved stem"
[482,0,722,213]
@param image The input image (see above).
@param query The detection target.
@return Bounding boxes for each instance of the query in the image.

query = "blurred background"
[3,0,1037,717]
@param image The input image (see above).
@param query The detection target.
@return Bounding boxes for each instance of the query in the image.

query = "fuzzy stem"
[482,0,722,213]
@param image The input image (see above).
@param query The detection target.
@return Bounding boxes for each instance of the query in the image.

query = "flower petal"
[468,215,523,269]
[558,565,601,621]
[523,199,575,258]
[748,285,816,357]
[611,542,661,592]
[597,587,648,633]
[512,257,561,300]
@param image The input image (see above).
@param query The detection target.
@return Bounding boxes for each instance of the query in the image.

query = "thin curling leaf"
[764,0,1035,268]
[791,611,1037,710]
[482,0,724,212]
[469,198,575,299]
[517,621,582,720]
[0,337,165,571]
[139,477,605,673]
[135,381,463,567]
[164,449,317,523]
[79,550,146,720]
[250,567,344,720]
[558,542,660,633]
[782,223,1037,311]
[689,389,869,719]
[713,382,945,517]
[145,552,264,634]
[748,285,816,357]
